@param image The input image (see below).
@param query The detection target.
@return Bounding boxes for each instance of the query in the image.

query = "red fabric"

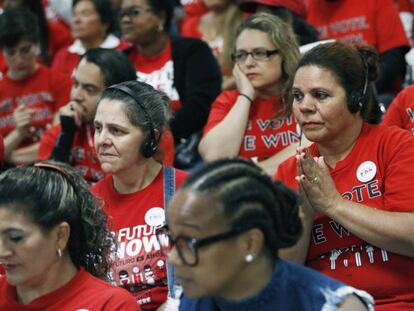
[382,84,414,134]
[0,267,140,310]
[92,168,189,311]
[238,0,307,17]
[37,125,175,184]
[128,39,181,112]
[47,19,73,62]
[52,40,130,76]
[307,0,409,54]
[275,123,414,309]
[179,0,208,32]
[203,90,300,161]
[394,0,414,12]
[0,65,71,149]
[37,124,103,184]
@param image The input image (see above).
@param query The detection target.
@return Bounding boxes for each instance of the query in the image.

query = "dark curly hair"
[180,158,303,256]
[0,161,114,279]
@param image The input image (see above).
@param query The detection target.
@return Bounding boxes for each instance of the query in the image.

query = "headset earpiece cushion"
[348,90,363,113]
[141,130,158,158]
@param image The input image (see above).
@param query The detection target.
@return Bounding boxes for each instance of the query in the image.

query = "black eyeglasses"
[231,48,279,63]
[156,224,254,266]
[119,6,153,19]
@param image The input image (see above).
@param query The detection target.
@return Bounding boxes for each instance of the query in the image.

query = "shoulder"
[170,35,212,55]
[281,260,374,309]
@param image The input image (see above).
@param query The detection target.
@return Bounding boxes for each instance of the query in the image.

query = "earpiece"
[107,84,158,158]
[348,56,369,113]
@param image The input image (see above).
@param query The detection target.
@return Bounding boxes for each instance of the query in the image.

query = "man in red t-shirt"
[38,48,174,184]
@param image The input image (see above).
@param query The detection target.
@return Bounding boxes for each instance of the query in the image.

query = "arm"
[9,143,39,163]
[297,146,414,258]
[338,295,370,311]
[199,64,255,161]
[4,105,36,162]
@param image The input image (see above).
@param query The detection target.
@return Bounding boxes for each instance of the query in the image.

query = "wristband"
[238,93,254,104]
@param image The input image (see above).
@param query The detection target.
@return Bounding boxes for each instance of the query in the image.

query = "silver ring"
[309,176,319,184]
[69,103,75,111]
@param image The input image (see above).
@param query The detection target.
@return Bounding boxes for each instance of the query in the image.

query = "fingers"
[60,101,83,127]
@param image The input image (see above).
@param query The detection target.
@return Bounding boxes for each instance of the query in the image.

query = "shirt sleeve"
[202,91,237,136]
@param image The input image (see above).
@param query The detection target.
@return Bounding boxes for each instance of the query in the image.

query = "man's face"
[70,58,106,124]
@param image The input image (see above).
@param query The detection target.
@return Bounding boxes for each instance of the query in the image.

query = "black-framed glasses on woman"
[155,224,254,266]
[231,48,279,64]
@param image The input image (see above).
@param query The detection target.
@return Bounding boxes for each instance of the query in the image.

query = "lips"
[246,73,258,78]
[2,264,17,271]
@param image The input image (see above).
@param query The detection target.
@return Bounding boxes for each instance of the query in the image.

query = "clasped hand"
[295,147,342,218]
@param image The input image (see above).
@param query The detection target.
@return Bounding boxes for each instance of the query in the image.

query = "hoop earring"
[245,254,254,263]
[158,24,163,32]
[57,249,63,258]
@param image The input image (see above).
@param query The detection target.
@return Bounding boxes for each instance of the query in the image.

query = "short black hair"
[0,8,39,48]
[73,0,116,34]
[80,48,137,88]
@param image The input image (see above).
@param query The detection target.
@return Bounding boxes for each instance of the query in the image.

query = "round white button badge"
[145,207,165,227]
[356,161,377,183]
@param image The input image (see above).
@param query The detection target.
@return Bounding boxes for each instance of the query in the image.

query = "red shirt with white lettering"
[0,267,140,310]
[382,84,414,135]
[276,123,414,310]
[127,39,181,112]
[307,0,409,54]
[203,90,299,162]
[0,65,71,149]
[91,168,189,311]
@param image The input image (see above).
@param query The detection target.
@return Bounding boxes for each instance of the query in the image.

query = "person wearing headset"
[91,80,189,311]
[276,41,414,310]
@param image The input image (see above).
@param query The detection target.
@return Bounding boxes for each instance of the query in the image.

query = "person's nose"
[298,94,317,113]
[70,84,85,104]
[0,240,13,261]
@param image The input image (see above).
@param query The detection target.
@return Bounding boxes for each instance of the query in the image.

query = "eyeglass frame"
[231,48,279,64]
[156,224,256,266]
[118,6,154,19]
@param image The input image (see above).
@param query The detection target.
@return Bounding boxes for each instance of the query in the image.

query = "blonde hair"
[235,13,300,111]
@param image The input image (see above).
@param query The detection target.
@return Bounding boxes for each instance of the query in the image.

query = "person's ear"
[241,228,265,263]
[54,222,71,253]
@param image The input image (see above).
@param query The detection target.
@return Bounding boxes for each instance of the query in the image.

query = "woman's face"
[3,40,38,80]
[166,190,249,299]
[0,208,61,288]
[235,29,283,95]
[120,0,163,45]
[94,98,145,175]
[291,65,359,143]
[71,0,108,41]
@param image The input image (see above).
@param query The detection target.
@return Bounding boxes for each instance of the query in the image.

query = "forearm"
[4,130,26,161]
[327,200,414,257]
[10,142,39,163]
[199,97,251,161]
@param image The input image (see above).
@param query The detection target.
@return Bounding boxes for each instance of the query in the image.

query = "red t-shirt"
[0,65,71,149]
[382,84,414,135]
[203,90,300,161]
[127,39,181,112]
[179,0,208,32]
[52,36,130,76]
[0,133,4,164]
[92,168,189,311]
[0,267,140,310]
[47,19,73,62]
[37,125,175,184]
[307,0,409,54]
[276,123,414,310]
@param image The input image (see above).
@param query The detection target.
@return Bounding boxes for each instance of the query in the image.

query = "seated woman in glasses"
[157,158,374,310]
[0,161,139,310]
[199,13,302,176]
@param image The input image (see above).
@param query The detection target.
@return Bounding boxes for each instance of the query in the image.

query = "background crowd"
[0,0,413,310]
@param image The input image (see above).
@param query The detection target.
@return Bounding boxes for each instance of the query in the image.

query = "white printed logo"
[356,161,376,182]
[144,207,165,227]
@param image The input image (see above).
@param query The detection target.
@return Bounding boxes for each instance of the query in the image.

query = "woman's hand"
[13,105,36,138]
[233,63,255,100]
[296,147,343,217]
